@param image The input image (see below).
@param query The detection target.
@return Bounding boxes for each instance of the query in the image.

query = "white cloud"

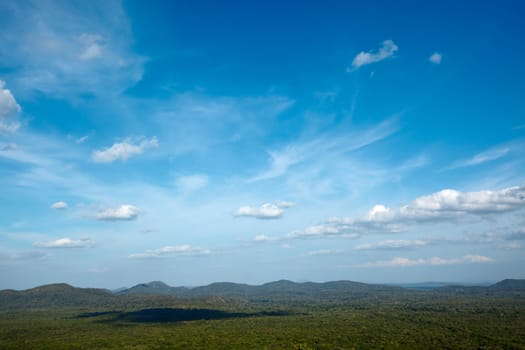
[275,200,297,208]
[307,249,343,256]
[75,135,90,144]
[33,237,94,248]
[96,204,140,221]
[364,254,494,267]
[429,52,443,64]
[0,80,22,134]
[175,174,209,193]
[0,250,50,261]
[78,33,104,60]
[0,1,145,98]
[350,40,398,69]
[128,245,210,259]
[288,224,361,239]
[234,203,283,219]
[0,80,21,118]
[248,116,399,183]
[50,201,68,210]
[354,239,427,251]
[234,200,297,220]
[254,234,273,242]
[92,137,158,163]
[331,184,525,231]
[448,145,515,169]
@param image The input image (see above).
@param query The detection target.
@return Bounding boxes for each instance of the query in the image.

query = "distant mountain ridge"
[1,279,524,309]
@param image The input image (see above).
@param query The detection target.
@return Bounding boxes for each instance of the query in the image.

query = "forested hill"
[1,279,524,309]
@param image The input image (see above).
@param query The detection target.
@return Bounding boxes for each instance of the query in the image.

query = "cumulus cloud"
[92,137,158,163]
[429,52,443,64]
[354,239,427,251]
[285,184,525,241]
[364,254,494,267]
[96,204,140,221]
[50,201,68,210]
[128,245,210,259]
[331,184,525,230]
[350,40,398,70]
[0,80,22,134]
[234,200,296,219]
[33,237,94,248]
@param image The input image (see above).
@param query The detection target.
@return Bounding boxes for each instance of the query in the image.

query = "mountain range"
[1,279,524,310]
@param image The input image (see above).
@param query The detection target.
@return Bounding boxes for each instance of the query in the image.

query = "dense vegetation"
[1,280,524,349]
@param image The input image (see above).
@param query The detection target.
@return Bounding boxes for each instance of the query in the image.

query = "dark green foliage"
[1,280,524,349]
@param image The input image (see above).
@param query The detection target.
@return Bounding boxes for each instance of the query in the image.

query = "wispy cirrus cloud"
[248,116,400,183]
[92,137,158,163]
[307,249,343,256]
[353,239,427,251]
[0,250,50,261]
[0,1,145,98]
[174,174,209,193]
[349,40,398,70]
[446,141,523,170]
[128,245,210,259]
[33,237,94,248]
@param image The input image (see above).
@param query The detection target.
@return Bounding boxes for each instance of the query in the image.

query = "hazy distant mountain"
[118,281,190,296]
[118,279,412,301]
[1,279,524,310]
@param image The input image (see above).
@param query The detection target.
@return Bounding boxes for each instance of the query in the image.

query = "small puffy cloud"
[96,204,140,221]
[307,249,343,256]
[0,80,22,134]
[33,237,94,248]
[429,52,443,64]
[92,137,159,163]
[50,201,68,210]
[350,40,398,69]
[354,239,427,251]
[128,245,210,259]
[254,234,272,242]
[363,254,494,267]
[233,201,295,219]
[175,174,209,193]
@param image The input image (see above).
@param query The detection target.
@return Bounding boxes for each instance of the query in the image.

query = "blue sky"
[1,0,524,289]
